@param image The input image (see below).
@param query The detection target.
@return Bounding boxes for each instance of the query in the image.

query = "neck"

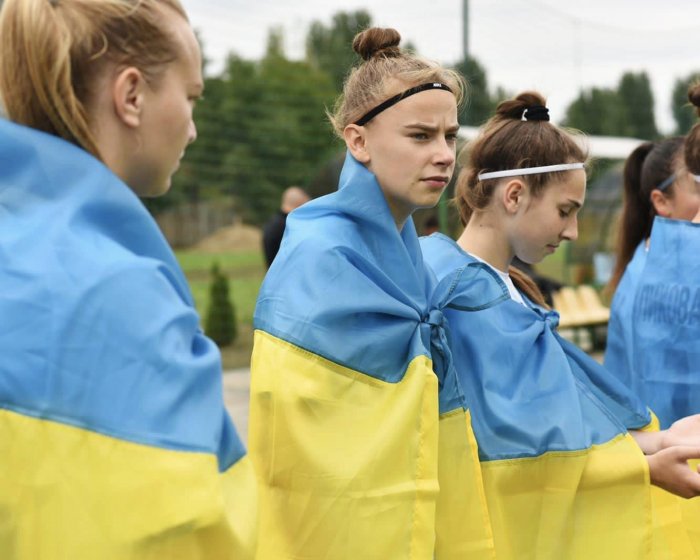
[457,212,514,272]
[381,191,412,233]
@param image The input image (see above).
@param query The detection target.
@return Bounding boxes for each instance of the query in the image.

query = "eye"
[559,209,570,218]
[412,133,428,140]
[446,134,458,142]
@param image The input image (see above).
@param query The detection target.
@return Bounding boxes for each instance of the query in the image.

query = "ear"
[502,179,526,214]
[344,124,370,163]
[650,189,672,218]
[112,67,147,129]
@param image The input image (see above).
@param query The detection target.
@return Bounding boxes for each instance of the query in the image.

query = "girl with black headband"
[0,0,256,558]
[248,27,495,560]
[606,137,700,428]
[420,91,700,559]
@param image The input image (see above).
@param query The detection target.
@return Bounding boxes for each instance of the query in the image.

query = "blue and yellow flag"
[0,120,257,559]
[249,152,496,560]
[421,233,695,560]
[630,217,700,430]
[605,242,648,389]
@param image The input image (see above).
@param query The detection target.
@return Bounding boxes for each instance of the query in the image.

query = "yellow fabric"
[249,330,442,560]
[481,434,653,560]
[0,408,257,559]
[638,412,697,559]
[435,409,495,560]
[679,468,700,557]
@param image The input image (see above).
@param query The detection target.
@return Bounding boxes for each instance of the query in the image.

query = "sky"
[181,0,700,135]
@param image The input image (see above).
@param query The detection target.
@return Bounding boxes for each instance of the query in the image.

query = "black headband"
[522,105,549,122]
[355,83,454,126]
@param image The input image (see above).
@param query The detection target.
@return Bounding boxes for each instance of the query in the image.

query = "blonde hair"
[0,0,188,160]
[328,27,467,138]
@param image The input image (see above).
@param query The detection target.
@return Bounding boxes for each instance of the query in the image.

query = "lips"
[422,176,449,188]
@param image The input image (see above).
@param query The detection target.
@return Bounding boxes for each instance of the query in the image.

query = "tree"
[205,263,237,347]
[672,71,700,135]
[453,56,496,126]
[305,10,372,91]
[563,87,626,135]
[617,71,658,139]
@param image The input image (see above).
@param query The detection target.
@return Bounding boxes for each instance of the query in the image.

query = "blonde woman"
[0,1,256,558]
[249,27,495,560]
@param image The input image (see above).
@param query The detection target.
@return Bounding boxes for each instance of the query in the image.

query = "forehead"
[544,169,587,202]
[163,9,202,83]
[379,89,458,125]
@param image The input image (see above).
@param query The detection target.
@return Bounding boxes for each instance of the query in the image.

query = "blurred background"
[6,0,692,368]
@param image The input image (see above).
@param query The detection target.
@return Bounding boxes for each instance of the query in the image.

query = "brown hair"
[685,82,700,174]
[455,91,589,307]
[328,27,467,138]
[0,0,188,160]
[607,137,684,293]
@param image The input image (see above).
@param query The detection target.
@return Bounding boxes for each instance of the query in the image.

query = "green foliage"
[672,71,700,135]
[305,10,372,91]
[205,262,237,347]
[564,72,658,140]
[453,56,496,126]
[164,29,337,225]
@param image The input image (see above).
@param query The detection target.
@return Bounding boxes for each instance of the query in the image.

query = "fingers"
[669,446,700,462]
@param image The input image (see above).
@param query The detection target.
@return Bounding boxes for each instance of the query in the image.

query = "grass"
[175,249,265,370]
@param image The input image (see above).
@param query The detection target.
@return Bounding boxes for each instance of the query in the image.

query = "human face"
[133,13,202,197]
[508,170,587,265]
[361,88,459,228]
[663,170,700,221]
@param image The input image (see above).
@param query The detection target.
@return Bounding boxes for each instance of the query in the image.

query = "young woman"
[420,92,700,559]
[248,28,495,560]
[0,1,256,558]
[605,137,700,429]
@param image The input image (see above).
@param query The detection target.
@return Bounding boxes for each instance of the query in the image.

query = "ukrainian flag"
[0,120,257,559]
[422,233,695,560]
[249,153,495,560]
[631,217,700,553]
[605,242,648,389]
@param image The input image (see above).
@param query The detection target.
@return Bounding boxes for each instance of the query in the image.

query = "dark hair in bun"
[352,27,402,61]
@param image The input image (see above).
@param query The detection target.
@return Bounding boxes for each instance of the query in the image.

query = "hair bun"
[495,91,548,122]
[352,28,402,61]
[688,82,700,117]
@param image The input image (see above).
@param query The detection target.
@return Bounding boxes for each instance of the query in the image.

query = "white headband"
[693,174,700,183]
[478,163,586,182]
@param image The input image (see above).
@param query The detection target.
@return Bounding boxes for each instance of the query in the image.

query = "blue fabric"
[605,243,647,391]
[255,152,504,414]
[0,119,245,471]
[630,217,700,428]
[421,233,652,461]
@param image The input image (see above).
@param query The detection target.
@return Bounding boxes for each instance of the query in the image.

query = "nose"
[433,137,455,168]
[188,119,197,144]
[562,216,578,242]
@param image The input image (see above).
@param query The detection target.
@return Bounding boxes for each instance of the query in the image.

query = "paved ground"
[224,369,250,445]
[224,352,605,447]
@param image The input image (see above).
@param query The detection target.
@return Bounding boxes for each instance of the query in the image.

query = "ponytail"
[508,266,548,309]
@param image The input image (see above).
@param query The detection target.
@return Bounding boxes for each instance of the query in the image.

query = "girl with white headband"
[420,91,700,559]
[248,28,494,559]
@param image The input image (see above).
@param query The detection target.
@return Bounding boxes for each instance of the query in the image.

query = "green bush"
[204,262,237,347]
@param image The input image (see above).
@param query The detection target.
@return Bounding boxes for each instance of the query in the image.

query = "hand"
[662,414,700,449]
[647,446,700,499]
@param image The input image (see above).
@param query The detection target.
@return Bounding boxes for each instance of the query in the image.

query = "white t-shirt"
[467,252,528,307]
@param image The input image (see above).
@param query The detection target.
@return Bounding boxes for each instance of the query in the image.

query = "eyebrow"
[564,198,583,209]
[404,123,461,134]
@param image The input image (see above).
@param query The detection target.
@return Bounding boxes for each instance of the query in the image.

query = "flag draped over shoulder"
[0,120,257,559]
[629,217,700,553]
[250,152,496,560]
[630,218,700,430]
[605,242,648,389]
[421,233,695,560]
